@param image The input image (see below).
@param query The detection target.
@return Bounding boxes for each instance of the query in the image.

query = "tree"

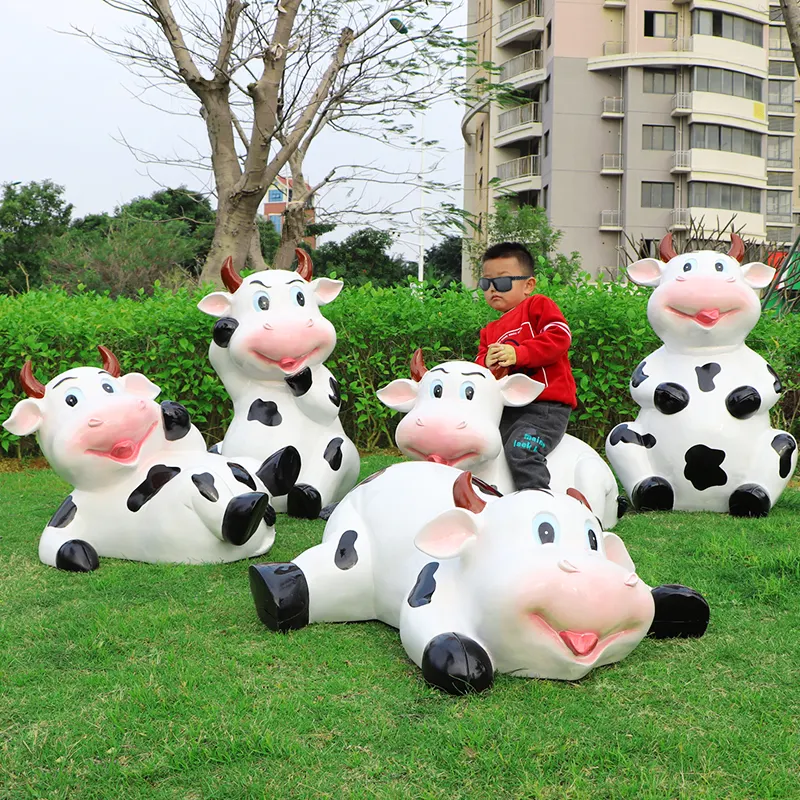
[779,2,800,74]
[424,235,462,285]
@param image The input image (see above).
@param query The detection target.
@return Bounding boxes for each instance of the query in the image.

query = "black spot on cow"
[334,530,358,570]
[654,382,689,415]
[257,446,301,496]
[683,445,727,491]
[49,495,77,528]
[767,363,783,394]
[771,433,797,479]
[161,401,191,441]
[324,437,343,471]
[408,562,439,607]
[695,362,721,393]
[248,399,282,427]
[127,464,181,512]
[228,462,257,491]
[285,367,313,397]
[631,360,649,388]
[725,386,761,420]
[471,476,503,497]
[729,484,771,518]
[191,472,219,502]
[263,502,277,528]
[329,376,341,408]
[609,423,656,449]
[56,540,99,572]
[212,317,239,348]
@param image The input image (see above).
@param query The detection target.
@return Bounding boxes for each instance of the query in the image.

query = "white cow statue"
[2,347,276,571]
[198,250,360,519]
[376,351,622,529]
[606,233,797,516]
[249,461,709,694]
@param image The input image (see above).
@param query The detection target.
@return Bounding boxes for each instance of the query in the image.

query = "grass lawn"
[1,454,799,799]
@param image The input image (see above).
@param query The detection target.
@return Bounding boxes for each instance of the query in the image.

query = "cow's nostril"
[262,322,273,331]
[726,276,736,283]
[415,419,424,427]
[138,400,146,411]
[88,418,103,428]
[558,559,579,574]
[456,421,467,429]
[306,319,314,327]
[624,572,640,587]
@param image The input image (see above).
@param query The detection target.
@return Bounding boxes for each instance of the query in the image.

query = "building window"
[767,190,792,215]
[769,60,796,77]
[642,125,676,150]
[543,78,550,102]
[691,10,763,47]
[269,214,282,232]
[543,131,550,157]
[770,27,791,51]
[769,80,794,109]
[546,21,552,48]
[641,181,675,208]
[644,11,677,38]
[769,116,794,132]
[690,124,762,157]
[693,67,763,101]
[268,189,284,203]
[768,136,793,166]
[770,7,784,22]
[644,68,676,94]
[768,171,792,186]
[689,182,761,213]
[542,185,548,209]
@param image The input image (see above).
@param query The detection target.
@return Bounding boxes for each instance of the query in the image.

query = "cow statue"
[198,250,360,519]
[606,233,797,516]
[249,461,709,694]
[2,347,279,571]
[376,351,622,529]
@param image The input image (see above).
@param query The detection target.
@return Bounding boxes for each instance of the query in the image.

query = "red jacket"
[476,295,578,408]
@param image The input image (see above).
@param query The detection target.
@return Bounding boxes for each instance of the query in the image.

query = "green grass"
[1,456,799,799]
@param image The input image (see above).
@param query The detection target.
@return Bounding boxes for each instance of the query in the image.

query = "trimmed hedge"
[1,281,799,458]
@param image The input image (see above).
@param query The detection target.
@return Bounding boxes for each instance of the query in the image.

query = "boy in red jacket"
[476,242,578,491]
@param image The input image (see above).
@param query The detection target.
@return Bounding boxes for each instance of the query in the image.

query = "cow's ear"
[602,532,636,572]
[415,508,479,559]
[497,374,544,407]
[3,399,44,436]
[310,278,343,306]
[119,373,161,400]
[741,261,775,290]
[376,379,420,412]
[627,258,664,287]
[197,292,233,318]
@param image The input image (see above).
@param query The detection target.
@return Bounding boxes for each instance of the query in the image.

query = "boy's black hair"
[482,241,535,276]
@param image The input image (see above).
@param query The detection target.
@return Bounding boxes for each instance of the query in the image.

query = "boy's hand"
[487,343,516,368]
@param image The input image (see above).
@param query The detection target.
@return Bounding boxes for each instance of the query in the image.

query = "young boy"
[475,242,577,491]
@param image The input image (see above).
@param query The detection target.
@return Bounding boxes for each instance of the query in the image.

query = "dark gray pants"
[499,401,572,491]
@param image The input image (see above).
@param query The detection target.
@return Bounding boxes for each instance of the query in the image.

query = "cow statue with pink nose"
[249,461,709,694]
[2,347,277,571]
[606,233,797,516]
[198,251,360,519]
[376,350,622,529]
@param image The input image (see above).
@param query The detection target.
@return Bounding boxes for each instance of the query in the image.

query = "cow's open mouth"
[87,422,157,463]
[405,447,480,466]
[250,347,319,373]
[667,306,738,328]
[527,612,630,663]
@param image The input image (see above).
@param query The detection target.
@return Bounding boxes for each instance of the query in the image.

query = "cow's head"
[377,351,543,469]
[198,250,342,380]
[413,473,655,680]
[627,233,774,350]
[3,347,165,490]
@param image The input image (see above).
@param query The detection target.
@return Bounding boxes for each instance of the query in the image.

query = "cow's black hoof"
[631,476,674,512]
[648,584,710,639]
[729,484,771,518]
[222,492,270,546]
[263,501,277,528]
[287,483,322,519]
[421,632,494,695]
[319,502,339,521]
[55,540,99,572]
[256,446,301,496]
[249,563,309,632]
[616,494,629,519]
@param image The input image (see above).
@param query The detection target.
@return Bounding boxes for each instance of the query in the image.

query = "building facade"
[462,0,799,279]
[262,175,317,249]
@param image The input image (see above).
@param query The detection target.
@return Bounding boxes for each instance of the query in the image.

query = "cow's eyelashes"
[430,379,444,399]
[64,388,85,407]
[459,381,476,401]
[585,520,599,551]
[253,291,270,311]
[293,288,306,307]
[533,512,558,545]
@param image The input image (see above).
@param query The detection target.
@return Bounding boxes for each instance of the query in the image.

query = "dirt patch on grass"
[0,458,50,473]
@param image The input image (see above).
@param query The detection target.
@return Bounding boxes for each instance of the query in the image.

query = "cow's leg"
[39,526,100,572]
[647,584,710,639]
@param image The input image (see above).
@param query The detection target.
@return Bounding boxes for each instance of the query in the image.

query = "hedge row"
[1,281,799,458]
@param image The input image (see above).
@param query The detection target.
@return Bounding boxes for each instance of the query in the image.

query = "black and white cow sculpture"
[2,347,279,571]
[249,461,709,694]
[198,251,360,519]
[606,233,797,516]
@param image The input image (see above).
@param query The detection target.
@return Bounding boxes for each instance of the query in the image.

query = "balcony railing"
[671,208,690,230]
[672,150,691,172]
[767,157,793,168]
[602,96,624,116]
[603,41,626,56]
[766,211,793,223]
[672,36,693,51]
[601,153,624,173]
[499,0,543,33]
[499,50,544,81]
[672,92,692,115]
[498,101,542,132]
[497,155,541,181]
[599,210,623,229]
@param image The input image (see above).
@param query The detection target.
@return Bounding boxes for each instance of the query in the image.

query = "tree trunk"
[272,201,309,270]
[780,1,800,76]
[200,194,265,284]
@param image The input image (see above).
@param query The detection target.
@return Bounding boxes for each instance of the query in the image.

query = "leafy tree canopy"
[424,235,462,285]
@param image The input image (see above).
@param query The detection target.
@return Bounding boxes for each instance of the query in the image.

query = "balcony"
[769,102,795,114]
[767,227,793,242]
[767,157,793,169]
[672,36,693,52]
[497,154,541,182]
[671,92,692,116]
[671,150,691,173]
[498,101,541,132]
[601,153,624,175]
[599,210,623,231]
[766,211,794,224]
[499,0,543,33]
[671,208,690,231]
[603,41,625,56]
[603,0,626,6]
[499,50,544,83]
[769,47,794,60]
[601,96,624,118]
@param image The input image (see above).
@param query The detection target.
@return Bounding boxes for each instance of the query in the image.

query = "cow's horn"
[296,248,313,281]
[727,233,745,263]
[658,233,678,263]
[221,256,243,292]
[20,361,46,399]
[453,471,487,514]
[410,349,428,382]
[98,345,121,378]
[566,487,593,512]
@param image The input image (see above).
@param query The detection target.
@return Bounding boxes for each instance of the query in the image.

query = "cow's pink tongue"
[110,441,135,460]
[559,630,599,656]
[426,454,447,464]
[695,308,720,325]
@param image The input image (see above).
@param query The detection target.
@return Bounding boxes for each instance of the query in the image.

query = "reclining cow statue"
[249,461,709,694]
[198,250,360,519]
[2,347,278,571]
[376,351,622,529]
[606,233,797,516]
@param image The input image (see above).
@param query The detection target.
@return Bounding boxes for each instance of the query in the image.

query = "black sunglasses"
[478,276,530,292]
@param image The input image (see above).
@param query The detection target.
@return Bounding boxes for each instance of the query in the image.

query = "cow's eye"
[293,288,306,307]
[459,381,475,401]
[683,262,692,272]
[101,382,114,394]
[533,512,559,545]
[253,291,270,311]
[714,261,725,273]
[585,520,599,551]
[64,388,84,407]
[430,380,444,399]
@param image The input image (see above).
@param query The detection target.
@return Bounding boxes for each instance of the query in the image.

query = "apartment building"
[262,175,317,248]
[462,0,800,279]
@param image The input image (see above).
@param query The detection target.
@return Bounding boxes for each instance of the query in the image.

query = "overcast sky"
[1,1,466,258]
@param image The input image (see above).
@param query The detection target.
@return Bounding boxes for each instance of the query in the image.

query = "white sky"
[0,1,466,258]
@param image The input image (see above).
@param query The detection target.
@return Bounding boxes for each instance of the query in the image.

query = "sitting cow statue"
[376,351,622,529]
[249,461,709,694]
[198,250,360,519]
[606,233,797,516]
[2,347,278,571]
